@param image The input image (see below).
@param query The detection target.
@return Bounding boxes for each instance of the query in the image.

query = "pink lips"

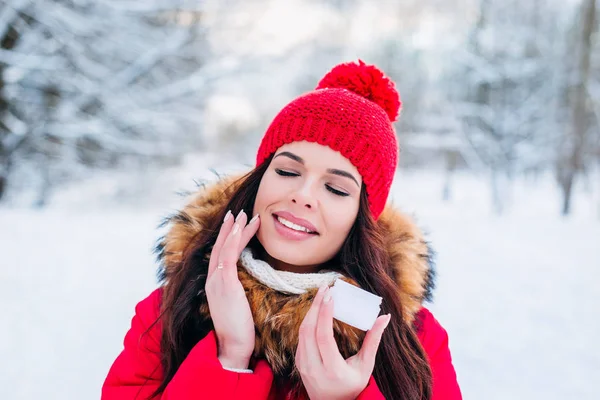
[272,211,319,241]
[273,211,318,233]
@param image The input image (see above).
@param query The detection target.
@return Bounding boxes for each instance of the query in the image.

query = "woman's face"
[253,141,362,272]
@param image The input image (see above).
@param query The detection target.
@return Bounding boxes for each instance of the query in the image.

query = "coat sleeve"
[417,308,462,400]
[101,289,274,400]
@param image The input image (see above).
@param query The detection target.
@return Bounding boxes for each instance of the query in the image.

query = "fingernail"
[236,209,245,221]
[384,314,392,328]
[249,214,260,224]
[232,223,240,235]
[223,210,232,222]
[318,285,327,294]
[323,292,332,303]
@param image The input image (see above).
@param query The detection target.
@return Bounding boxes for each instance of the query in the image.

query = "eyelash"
[274,169,350,197]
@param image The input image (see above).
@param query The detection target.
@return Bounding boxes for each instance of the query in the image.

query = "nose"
[291,197,313,209]
[291,182,316,210]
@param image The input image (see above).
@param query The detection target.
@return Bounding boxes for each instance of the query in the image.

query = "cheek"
[253,173,284,214]
[322,198,359,237]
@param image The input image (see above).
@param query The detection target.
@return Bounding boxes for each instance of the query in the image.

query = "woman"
[102,61,462,399]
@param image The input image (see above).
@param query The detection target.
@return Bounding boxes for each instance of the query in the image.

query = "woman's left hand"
[295,284,391,400]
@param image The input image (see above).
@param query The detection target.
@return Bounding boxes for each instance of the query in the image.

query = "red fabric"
[255,60,400,220]
[315,60,401,123]
[102,289,462,400]
[415,308,463,400]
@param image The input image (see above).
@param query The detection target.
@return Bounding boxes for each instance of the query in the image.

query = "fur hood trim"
[157,174,435,320]
[155,173,436,391]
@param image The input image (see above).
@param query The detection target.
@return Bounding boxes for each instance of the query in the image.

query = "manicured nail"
[318,285,327,294]
[249,214,260,224]
[323,292,332,303]
[236,209,245,221]
[223,210,232,222]
[384,314,392,328]
[232,223,240,235]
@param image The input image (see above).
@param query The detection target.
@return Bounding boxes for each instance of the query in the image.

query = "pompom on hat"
[255,60,401,220]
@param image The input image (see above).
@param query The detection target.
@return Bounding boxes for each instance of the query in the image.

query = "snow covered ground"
[1,165,599,400]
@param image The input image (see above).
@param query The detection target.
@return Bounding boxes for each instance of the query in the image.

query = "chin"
[261,239,320,266]
[256,224,326,267]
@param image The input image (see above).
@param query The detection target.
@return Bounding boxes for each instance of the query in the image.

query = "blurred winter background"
[1,0,599,399]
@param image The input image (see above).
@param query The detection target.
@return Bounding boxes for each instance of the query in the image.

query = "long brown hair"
[151,157,432,399]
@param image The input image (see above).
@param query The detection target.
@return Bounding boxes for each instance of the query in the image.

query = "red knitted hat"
[256,60,401,220]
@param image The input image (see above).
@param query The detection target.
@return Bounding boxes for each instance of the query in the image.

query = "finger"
[208,209,234,276]
[218,210,247,276]
[315,292,345,371]
[298,285,328,370]
[239,212,261,252]
[356,314,391,373]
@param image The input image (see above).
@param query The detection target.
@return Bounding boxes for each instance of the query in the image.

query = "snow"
[423,212,599,400]
[1,166,599,400]
[2,0,599,397]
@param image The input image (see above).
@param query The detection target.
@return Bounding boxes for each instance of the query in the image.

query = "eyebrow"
[274,151,360,187]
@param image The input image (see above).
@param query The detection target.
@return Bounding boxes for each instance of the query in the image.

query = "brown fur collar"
[155,174,435,391]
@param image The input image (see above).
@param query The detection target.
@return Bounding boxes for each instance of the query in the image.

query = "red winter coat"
[101,288,461,400]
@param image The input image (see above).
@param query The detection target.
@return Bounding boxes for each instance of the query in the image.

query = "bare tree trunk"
[561,0,596,215]
[0,8,21,201]
[0,158,7,200]
[443,151,458,202]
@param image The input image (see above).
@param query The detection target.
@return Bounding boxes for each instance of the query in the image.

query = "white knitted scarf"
[239,248,343,295]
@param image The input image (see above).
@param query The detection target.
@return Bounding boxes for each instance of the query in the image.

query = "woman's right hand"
[205,209,261,370]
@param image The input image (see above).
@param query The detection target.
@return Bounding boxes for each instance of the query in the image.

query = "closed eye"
[326,185,349,197]
[275,168,299,177]
[275,168,349,197]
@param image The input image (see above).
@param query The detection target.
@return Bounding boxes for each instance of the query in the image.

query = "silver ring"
[217,262,224,270]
